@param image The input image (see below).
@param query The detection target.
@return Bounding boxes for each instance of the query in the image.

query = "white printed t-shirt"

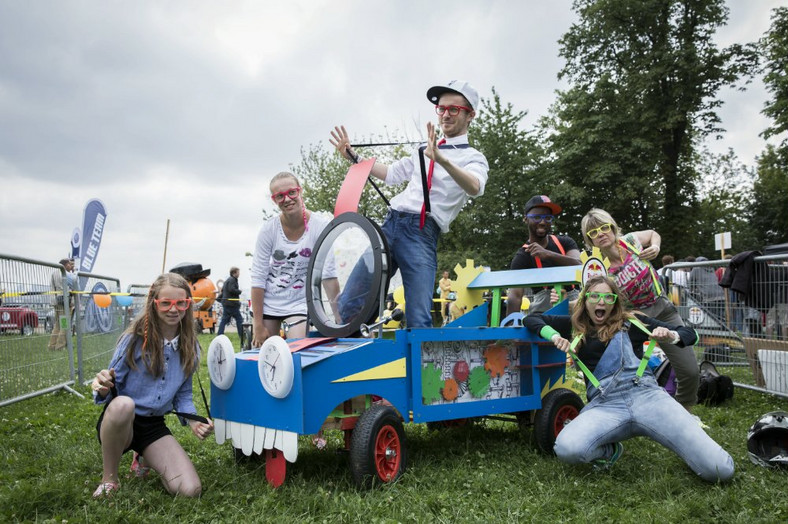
[250,212,335,316]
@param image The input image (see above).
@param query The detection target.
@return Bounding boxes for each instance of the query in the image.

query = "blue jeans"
[554,331,734,482]
[217,307,244,343]
[382,209,440,328]
[639,295,698,408]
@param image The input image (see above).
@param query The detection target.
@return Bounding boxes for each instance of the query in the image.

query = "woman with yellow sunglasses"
[524,276,733,482]
[580,208,699,412]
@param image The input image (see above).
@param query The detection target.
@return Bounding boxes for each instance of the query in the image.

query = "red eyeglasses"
[271,187,301,203]
[154,298,192,311]
[435,105,472,116]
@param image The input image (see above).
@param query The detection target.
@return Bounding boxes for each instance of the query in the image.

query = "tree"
[545,0,757,256]
[748,7,788,249]
[293,135,412,222]
[760,6,788,148]
[692,147,757,256]
[750,145,788,247]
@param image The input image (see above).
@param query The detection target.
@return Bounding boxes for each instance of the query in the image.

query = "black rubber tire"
[349,405,406,488]
[533,388,584,454]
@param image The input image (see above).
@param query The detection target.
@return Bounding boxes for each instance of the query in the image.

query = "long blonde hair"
[123,273,198,376]
[571,275,638,345]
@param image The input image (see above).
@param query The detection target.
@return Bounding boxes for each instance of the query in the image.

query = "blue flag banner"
[85,281,113,334]
[70,227,81,260]
[78,199,107,275]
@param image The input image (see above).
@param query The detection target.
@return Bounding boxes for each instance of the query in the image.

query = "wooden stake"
[162,218,170,274]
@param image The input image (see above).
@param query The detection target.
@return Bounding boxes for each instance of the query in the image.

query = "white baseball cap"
[426,80,479,111]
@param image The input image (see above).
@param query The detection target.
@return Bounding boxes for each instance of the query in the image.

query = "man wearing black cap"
[330,80,489,328]
[506,195,581,315]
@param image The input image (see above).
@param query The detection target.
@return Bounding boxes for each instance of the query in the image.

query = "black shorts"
[96,404,172,454]
[262,313,307,322]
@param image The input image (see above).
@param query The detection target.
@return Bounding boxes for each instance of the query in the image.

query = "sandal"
[92,481,120,498]
[130,452,151,478]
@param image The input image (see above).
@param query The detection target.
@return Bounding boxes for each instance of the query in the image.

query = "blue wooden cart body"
[209,266,580,478]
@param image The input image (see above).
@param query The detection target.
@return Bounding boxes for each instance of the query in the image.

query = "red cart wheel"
[534,388,584,454]
[350,405,406,487]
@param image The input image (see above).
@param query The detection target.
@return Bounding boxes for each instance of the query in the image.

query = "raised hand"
[329,125,357,162]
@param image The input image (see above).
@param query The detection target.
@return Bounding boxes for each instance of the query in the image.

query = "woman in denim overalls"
[525,276,734,483]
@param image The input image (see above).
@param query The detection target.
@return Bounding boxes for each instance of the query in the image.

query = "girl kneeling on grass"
[91,273,213,498]
[524,276,734,483]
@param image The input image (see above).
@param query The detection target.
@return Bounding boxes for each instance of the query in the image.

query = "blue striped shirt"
[94,333,199,417]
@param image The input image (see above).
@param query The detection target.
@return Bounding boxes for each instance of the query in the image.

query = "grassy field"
[1,333,786,523]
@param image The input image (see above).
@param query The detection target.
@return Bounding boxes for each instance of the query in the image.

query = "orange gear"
[442,378,459,401]
[483,343,510,378]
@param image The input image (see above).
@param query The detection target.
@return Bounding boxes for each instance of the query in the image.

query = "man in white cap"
[330,80,489,328]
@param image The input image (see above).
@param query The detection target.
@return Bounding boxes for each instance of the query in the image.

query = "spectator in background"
[765,261,788,339]
[216,267,244,346]
[716,254,742,332]
[438,270,452,325]
[715,255,731,283]
[688,257,726,323]
[48,257,75,351]
[658,254,675,293]
[671,256,692,289]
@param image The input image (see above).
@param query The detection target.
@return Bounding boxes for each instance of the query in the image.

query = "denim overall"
[554,330,734,482]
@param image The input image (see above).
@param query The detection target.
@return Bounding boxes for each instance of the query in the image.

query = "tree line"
[293,1,787,273]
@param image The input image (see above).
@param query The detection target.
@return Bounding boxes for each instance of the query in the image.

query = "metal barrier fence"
[126,283,151,329]
[73,271,124,386]
[663,252,788,399]
[0,253,123,407]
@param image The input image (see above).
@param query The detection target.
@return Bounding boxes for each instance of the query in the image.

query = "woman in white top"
[250,172,338,344]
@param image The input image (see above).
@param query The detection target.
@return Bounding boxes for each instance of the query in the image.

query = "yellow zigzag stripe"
[332,358,407,383]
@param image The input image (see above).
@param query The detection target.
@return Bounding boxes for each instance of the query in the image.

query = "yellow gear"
[451,259,486,317]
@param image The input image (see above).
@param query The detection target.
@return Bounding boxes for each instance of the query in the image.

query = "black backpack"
[697,360,734,406]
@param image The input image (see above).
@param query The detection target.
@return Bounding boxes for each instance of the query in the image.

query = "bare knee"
[105,396,136,420]
[167,478,202,497]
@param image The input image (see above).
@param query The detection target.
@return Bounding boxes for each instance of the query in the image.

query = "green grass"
[1,333,786,523]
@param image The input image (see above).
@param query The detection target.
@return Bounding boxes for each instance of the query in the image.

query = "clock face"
[208,335,236,390]
[258,336,294,399]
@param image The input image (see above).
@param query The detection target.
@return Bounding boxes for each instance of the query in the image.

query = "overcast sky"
[0,1,782,294]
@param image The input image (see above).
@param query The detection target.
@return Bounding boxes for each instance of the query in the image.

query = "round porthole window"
[306,212,390,338]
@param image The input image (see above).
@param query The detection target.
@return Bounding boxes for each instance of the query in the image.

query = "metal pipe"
[360,308,403,338]
[281,317,308,337]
